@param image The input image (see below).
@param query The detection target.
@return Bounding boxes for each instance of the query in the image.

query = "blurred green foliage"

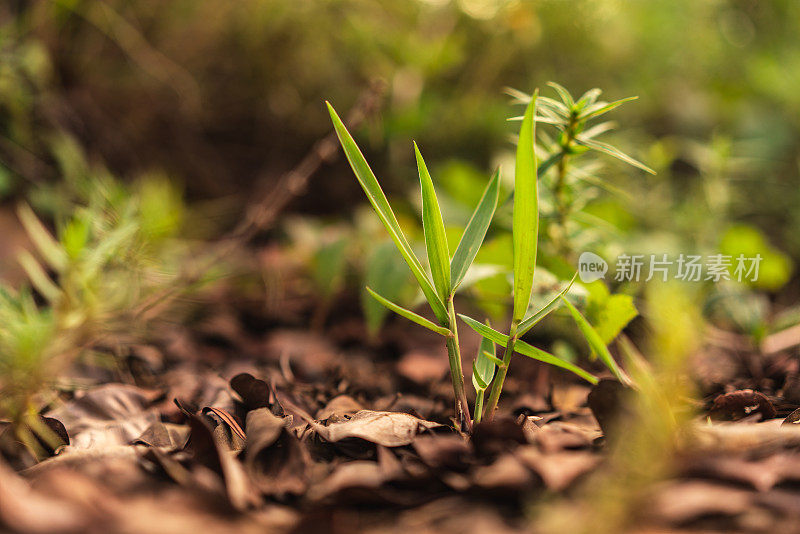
[0,0,798,339]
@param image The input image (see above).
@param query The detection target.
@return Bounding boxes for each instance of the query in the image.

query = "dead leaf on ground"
[244,408,308,497]
[782,407,800,427]
[133,422,190,449]
[315,395,364,422]
[46,384,162,449]
[709,389,776,422]
[308,410,441,447]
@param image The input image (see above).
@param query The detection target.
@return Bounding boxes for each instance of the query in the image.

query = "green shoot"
[328,102,503,430]
[472,326,496,424]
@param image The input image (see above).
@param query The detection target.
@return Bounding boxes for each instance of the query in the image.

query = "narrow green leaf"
[560,297,628,384]
[547,82,574,108]
[17,204,67,272]
[327,103,447,321]
[576,88,602,110]
[580,120,617,140]
[537,96,570,117]
[574,135,656,175]
[459,315,598,384]
[450,169,501,291]
[512,90,539,323]
[504,86,531,105]
[366,287,450,336]
[472,325,496,393]
[578,96,638,121]
[415,143,451,301]
[517,273,578,337]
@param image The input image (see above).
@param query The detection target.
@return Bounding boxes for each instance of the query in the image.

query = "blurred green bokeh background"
[1,0,798,298]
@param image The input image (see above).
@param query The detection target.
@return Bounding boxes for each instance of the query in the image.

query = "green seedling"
[328,102,501,430]
[459,92,633,421]
[329,89,639,428]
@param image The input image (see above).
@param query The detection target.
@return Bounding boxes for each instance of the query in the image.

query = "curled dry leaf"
[309,410,441,447]
[709,389,777,422]
[783,407,800,426]
[230,373,277,413]
[244,408,308,497]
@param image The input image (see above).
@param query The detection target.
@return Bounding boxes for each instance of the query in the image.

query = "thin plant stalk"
[483,322,518,419]
[445,297,471,430]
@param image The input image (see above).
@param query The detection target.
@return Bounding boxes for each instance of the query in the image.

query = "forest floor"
[2,245,800,534]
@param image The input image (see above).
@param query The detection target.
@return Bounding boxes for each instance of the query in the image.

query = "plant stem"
[445,296,472,431]
[483,321,519,421]
[553,118,576,258]
[474,391,485,424]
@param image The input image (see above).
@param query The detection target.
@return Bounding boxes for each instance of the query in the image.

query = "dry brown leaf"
[309,410,440,447]
[709,389,777,422]
[46,384,162,449]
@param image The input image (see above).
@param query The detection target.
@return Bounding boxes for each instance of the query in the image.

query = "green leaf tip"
[326,102,448,322]
[415,143,451,302]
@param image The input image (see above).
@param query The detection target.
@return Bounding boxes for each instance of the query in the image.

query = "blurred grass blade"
[459,314,598,383]
[574,136,655,174]
[579,96,638,121]
[560,297,630,384]
[17,204,67,272]
[450,168,501,291]
[415,143,451,301]
[512,90,539,323]
[366,287,450,336]
[327,103,447,321]
[517,273,577,337]
[18,251,60,302]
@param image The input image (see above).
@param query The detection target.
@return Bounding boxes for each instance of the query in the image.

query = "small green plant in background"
[329,91,636,428]
[507,83,654,267]
[0,141,203,458]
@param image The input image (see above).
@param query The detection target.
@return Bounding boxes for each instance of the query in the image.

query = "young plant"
[329,94,627,429]
[459,92,631,421]
[0,159,200,457]
[327,102,501,430]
